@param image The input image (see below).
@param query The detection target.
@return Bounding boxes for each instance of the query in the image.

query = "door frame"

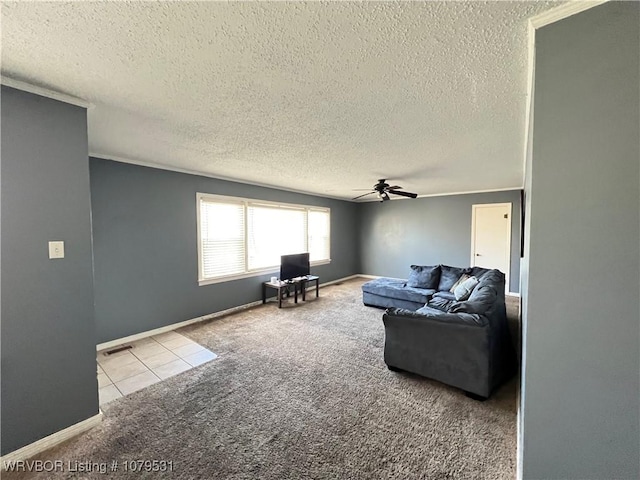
[470,202,512,290]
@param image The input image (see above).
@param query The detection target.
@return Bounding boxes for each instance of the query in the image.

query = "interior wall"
[90,158,360,344]
[358,190,521,292]
[521,2,639,478]
[1,87,99,455]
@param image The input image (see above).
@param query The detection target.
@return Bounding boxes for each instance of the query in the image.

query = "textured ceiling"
[1,1,561,200]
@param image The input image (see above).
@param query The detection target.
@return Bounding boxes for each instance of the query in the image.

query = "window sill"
[198,259,331,286]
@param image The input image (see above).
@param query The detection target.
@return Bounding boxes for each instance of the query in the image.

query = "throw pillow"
[453,276,479,301]
[449,273,470,293]
[437,265,471,292]
[406,265,440,289]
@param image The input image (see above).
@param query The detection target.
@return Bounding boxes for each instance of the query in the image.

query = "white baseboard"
[97,300,265,351]
[357,274,409,281]
[97,274,363,351]
[1,412,103,468]
[318,274,360,286]
[98,274,518,351]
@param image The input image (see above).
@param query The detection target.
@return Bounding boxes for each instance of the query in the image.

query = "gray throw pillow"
[406,265,440,289]
[453,276,479,301]
[438,265,470,292]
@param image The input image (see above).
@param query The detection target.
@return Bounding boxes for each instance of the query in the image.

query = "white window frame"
[197,193,331,285]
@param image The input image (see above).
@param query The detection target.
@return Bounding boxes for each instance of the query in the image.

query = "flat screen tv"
[280,252,310,280]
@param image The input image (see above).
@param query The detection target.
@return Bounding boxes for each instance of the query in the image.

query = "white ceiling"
[1,1,561,201]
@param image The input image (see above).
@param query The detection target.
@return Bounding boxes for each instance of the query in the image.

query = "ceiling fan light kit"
[352,179,417,202]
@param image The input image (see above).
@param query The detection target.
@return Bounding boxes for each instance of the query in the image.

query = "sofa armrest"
[382,307,492,397]
[385,307,487,327]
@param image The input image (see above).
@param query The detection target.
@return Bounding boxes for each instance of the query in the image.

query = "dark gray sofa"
[363,265,517,399]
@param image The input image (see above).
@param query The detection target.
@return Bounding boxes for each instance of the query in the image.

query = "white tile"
[97,351,138,369]
[131,341,170,361]
[139,349,180,369]
[152,331,184,343]
[129,336,157,347]
[171,342,205,358]
[102,358,149,382]
[182,349,218,367]
[151,358,192,380]
[115,370,161,396]
[155,335,193,350]
[99,384,122,405]
[97,372,112,388]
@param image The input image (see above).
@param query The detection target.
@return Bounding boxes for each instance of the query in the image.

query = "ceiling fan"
[352,179,418,202]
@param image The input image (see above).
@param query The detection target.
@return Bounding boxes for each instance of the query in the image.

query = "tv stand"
[300,275,319,301]
[262,275,319,308]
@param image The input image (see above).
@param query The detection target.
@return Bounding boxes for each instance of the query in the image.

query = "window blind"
[247,204,307,270]
[197,193,330,283]
[200,199,245,278]
[308,209,330,262]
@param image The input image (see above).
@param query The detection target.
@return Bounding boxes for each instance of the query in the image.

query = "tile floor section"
[97,331,217,405]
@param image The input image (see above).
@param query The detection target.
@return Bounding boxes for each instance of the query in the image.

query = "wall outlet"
[48,241,65,259]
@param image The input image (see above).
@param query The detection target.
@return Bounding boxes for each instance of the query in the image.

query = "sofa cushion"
[362,278,404,295]
[438,265,471,292]
[406,265,440,289]
[433,291,456,301]
[416,305,444,316]
[427,296,454,312]
[469,266,492,279]
[451,285,497,315]
[453,276,479,301]
[362,278,434,304]
[412,307,487,326]
[471,269,505,296]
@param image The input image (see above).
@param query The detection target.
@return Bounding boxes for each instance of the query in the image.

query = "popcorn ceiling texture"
[1,1,561,199]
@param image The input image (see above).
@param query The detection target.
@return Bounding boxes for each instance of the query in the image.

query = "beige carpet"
[5,279,518,479]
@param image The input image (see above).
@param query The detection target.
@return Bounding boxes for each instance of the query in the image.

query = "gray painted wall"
[1,87,99,455]
[358,190,521,292]
[90,158,359,344]
[521,3,639,479]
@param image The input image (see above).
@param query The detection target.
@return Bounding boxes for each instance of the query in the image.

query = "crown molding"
[94,153,522,204]
[1,76,94,109]
[89,152,350,202]
[356,186,522,203]
[529,0,610,29]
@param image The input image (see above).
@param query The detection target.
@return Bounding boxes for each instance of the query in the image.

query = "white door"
[471,203,512,290]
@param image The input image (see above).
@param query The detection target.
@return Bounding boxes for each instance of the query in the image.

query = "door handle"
[475,253,481,256]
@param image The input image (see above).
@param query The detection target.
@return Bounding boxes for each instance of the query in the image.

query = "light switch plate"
[48,241,65,259]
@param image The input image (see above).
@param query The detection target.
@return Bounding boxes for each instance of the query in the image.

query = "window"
[197,193,330,284]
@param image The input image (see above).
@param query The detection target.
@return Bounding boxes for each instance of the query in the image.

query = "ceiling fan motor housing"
[375,179,390,191]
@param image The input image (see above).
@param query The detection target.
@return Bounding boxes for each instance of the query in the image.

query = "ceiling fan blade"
[386,185,402,190]
[352,191,376,200]
[388,190,418,199]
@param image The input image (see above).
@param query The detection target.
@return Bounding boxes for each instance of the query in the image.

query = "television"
[280,252,310,281]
